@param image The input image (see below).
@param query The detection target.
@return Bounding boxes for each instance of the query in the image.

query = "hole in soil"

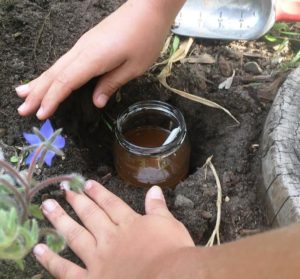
[56,80,210,176]
[54,77,267,245]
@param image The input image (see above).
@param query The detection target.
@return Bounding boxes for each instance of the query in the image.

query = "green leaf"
[46,234,65,253]
[0,208,39,263]
[171,36,180,55]
[265,34,278,42]
[274,38,289,52]
[9,156,19,164]
[280,31,300,37]
[67,174,85,193]
[288,49,300,67]
[273,23,289,32]
[15,259,24,270]
[29,204,44,220]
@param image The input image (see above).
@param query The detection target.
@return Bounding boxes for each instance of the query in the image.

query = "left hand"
[16,0,176,120]
[33,180,194,279]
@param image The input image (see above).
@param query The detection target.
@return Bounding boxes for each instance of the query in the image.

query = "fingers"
[17,36,127,119]
[145,186,173,218]
[84,180,139,225]
[92,61,141,108]
[64,189,116,235]
[17,50,78,113]
[41,199,96,262]
[33,244,87,279]
[15,83,31,98]
[20,52,97,119]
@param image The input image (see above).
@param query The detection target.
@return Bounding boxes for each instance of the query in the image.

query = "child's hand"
[33,181,194,278]
[16,0,177,120]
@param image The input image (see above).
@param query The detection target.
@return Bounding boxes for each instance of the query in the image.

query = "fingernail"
[15,84,30,95]
[33,244,47,257]
[84,180,93,191]
[148,186,164,200]
[18,103,28,114]
[36,107,45,119]
[96,94,108,108]
[60,181,70,191]
[42,199,58,213]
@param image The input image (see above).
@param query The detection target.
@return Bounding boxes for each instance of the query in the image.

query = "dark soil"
[0,0,293,278]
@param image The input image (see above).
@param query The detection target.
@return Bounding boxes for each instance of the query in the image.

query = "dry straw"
[203,156,222,247]
[157,37,240,124]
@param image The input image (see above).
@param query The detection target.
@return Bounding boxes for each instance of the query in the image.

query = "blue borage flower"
[23,120,65,166]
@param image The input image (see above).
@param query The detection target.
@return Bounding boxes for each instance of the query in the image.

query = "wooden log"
[262,67,300,226]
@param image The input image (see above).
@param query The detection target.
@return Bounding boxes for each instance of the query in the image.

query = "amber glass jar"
[113,100,190,188]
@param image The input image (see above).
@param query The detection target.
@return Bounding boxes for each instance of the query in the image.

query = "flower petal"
[40,119,54,139]
[23,133,40,145]
[44,151,56,166]
[25,152,35,165]
[53,135,65,149]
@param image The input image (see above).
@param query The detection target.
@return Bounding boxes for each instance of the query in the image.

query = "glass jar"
[113,100,190,188]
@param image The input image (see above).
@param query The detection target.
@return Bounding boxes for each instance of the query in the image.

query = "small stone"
[0,128,6,137]
[224,196,230,202]
[201,210,212,219]
[244,61,263,75]
[174,194,194,208]
[97,165,112,176]
[0,147,4,161]
[218,55,233,77]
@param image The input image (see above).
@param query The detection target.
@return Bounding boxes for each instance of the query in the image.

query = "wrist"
[141,247,208,279]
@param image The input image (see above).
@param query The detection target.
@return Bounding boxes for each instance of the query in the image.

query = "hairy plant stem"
[0,160,29,193]
[0,178,28,223]
[29,175,75,201]
[27,144,45,183]
[37,148,48,169]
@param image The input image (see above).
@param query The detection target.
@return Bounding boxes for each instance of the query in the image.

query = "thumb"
[92,62,136,108]
[145,186,173,218]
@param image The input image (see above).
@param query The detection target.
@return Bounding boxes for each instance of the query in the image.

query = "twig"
[203,156,222,247]
[33,9,52,65]
[243,52,265,59]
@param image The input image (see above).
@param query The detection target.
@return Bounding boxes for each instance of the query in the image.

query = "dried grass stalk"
[157,38,239,124]
[203,156,222,247]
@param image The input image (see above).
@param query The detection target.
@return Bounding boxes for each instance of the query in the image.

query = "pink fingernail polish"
[33,244,46,257]
[15,84,30,95]
[42,199,57,213]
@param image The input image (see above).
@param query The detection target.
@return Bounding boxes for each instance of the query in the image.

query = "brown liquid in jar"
[114,126,190,188]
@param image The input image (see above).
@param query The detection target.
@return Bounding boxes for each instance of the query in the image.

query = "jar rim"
[115,100,187,156]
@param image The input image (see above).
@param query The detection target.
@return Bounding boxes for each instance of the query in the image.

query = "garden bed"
[0,0,295,277]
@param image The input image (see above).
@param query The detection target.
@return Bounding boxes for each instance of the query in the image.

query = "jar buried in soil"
[114,101,190,188]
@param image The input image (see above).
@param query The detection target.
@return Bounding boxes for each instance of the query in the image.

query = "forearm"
[127,0,186,25]
[147,224,300,279]
[146,0,187,21]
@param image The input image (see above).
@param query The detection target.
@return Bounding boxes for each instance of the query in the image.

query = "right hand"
[34,181,195,278]
[16,0,176,120]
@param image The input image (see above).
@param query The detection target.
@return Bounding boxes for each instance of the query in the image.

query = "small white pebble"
[224,196,230,202]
